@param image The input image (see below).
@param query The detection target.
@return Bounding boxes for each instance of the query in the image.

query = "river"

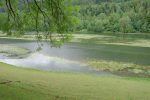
[0,38,150,74]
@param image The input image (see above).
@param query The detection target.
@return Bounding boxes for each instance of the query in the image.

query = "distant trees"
[1,0,150,35]
[74,0,150,33]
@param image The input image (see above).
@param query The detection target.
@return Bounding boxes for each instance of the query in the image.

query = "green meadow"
[0,62,150,100]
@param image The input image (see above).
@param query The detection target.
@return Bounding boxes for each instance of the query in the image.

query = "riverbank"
[0,62,150,100]
[1,32,150,47]
[72,33,150,47]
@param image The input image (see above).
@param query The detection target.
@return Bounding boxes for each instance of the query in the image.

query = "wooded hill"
[74,0,150,33]
[0,0,150,33]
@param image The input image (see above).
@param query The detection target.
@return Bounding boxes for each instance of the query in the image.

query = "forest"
[0,0,150,34]
[73,0,150,33]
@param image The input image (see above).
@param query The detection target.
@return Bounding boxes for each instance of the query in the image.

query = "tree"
[0,0,78,46]
[119,16,132,33]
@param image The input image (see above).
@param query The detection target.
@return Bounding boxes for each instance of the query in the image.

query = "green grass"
[0,62,150,100]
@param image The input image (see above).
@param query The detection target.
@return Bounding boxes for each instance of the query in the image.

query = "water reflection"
[0,53,107,74]
[0,38,150,74]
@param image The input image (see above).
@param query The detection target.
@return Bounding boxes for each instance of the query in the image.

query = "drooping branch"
[3,0,77,47]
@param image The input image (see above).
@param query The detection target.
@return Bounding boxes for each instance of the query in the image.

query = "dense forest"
[73,0,150,33]
[0,0,150,33]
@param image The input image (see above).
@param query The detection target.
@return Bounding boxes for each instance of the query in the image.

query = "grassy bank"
[0,62,150,100]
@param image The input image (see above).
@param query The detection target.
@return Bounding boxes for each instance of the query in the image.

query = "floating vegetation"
[86,59,150,77]
[0,45,31,58]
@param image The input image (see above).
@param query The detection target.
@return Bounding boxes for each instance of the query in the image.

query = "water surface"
[0,38,150,74]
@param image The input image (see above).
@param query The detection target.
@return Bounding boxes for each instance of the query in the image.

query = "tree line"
[74,0,150,33]
[0,0,150,34]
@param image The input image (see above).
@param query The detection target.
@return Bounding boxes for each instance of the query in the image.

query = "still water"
[0,38,150,73]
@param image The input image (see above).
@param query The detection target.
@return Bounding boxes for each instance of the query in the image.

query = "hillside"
[74,0,150,33]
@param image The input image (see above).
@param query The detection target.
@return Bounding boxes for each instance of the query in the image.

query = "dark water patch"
[0,38,34,44]
[113,71,150,78]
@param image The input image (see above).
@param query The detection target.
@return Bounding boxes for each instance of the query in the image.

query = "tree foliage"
[0,0,78,46]
[74,0,150,33]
